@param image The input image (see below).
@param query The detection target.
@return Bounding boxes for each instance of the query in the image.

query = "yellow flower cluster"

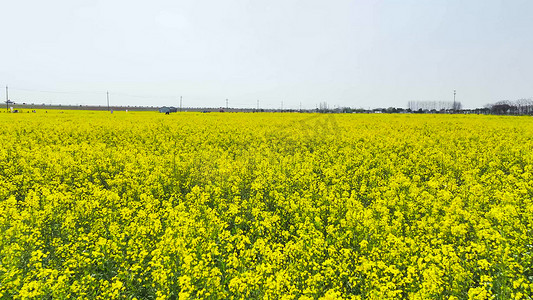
[0,111,532,299]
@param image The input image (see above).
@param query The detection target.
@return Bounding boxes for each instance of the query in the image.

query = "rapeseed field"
[0,111,532,299]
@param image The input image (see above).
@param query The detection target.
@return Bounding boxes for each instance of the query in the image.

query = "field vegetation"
[0,111,532,299]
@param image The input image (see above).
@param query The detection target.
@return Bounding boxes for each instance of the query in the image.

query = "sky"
[1,0,532,109]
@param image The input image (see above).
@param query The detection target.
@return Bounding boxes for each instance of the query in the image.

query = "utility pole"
[226,98,228,110]
[257,99,259,110]
[453,89,456,112]
[107,91,110,111]
[5,85,8,111]
[281,100,283,112]
[299,101,302,112]
[180,96,182,112]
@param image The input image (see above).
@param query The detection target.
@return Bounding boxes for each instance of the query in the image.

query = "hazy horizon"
[2,0,532,109]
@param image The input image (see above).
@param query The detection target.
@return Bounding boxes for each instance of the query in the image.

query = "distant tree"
[516,98,533,114]
[319,102,329,113]
[341,107,353,113]
[490,101,514,115]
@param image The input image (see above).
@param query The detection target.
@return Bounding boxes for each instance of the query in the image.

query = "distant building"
[159,106,178,114]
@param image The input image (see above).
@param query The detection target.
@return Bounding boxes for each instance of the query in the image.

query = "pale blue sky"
[1,0,532,109]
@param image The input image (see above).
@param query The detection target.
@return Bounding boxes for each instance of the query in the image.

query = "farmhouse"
[158,106,178,114]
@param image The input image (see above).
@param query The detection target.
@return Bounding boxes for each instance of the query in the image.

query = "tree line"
[485,99,533,115]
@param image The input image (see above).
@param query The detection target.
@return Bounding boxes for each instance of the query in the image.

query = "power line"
[10,87,101,95]
[9,86,177,100]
